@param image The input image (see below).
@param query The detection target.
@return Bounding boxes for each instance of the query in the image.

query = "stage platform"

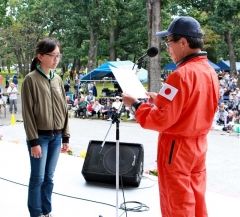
[0,140,161,217]
[0,140,239,217]
[0,119,239,217]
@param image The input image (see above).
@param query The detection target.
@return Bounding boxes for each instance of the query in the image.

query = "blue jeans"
[27,134,62,217]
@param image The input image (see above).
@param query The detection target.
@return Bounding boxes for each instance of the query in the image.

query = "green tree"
[209,0,240,74]
[147,0,161,92]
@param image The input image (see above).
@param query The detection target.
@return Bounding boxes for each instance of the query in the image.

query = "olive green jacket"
[21,69,70,147]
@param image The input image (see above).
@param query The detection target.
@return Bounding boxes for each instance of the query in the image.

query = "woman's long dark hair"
[30,38,60,71]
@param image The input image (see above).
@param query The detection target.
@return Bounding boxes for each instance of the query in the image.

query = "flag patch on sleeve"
[159,83,178,101]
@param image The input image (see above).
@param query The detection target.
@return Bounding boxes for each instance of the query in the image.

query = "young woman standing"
[21,38,70,217]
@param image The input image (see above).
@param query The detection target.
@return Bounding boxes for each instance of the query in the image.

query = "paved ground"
[1,114,239,194]
[0,95,22,126]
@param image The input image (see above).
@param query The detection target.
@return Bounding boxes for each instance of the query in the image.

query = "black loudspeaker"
[82,140,144,187]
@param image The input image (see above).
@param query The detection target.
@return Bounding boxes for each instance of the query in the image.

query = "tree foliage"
[0,0,239,81]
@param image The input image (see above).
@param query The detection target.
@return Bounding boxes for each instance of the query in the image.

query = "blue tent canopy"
[217,60,240,71]
[163,60,220,71]
[217,60,230,71]
[163,63,176,71]
[208,60,221,71]
[81,60,148,83]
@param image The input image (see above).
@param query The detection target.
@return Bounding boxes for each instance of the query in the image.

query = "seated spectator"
[76,97,88,118]
[92,100,103,118]
[86,100,94,117]
[106,96,123,121]
[101,101,112,120]
[215,103,228,126]
[85,90,95,103]
[66,95,74,110]
[66,91,74,102]
[222,110,235,133]
[112,96,122,112]
[228,91,239,111]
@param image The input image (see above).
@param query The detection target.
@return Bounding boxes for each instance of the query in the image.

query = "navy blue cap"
[156,16,203,38]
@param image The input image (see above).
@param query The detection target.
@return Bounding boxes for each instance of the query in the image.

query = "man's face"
[166,36,182,63]
[165,36,188,63]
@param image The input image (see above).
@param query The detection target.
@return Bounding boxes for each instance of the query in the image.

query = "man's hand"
[122,93,138,107]
[146,92,158,104]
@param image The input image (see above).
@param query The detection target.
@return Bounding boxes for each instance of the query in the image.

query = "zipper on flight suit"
[168,140,175,164]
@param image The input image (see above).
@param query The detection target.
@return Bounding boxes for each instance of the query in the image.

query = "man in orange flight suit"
[122,16,219,217]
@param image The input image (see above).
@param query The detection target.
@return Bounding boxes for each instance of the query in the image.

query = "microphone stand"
[99,102,123,217]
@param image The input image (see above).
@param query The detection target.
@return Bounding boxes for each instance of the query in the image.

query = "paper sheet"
[110,66,148,99]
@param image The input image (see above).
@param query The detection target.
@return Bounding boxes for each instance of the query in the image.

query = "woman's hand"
[61,143,69,153]
[31,145,42,158]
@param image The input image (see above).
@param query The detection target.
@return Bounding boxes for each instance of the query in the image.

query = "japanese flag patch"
[159,83,178,101]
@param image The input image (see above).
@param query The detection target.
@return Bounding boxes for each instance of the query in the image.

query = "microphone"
[145,46,159,58]
[133,47,158,70]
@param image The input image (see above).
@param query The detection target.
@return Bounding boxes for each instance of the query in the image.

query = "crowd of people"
[66,90,135,121]
[0,64,239,133]
[62,68,240,133]
[63,74,135,121]
[213,71,240,133]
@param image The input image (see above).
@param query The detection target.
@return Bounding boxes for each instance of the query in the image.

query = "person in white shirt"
[112,96,122,111]
[92,100,103,118]
[106,96,122,121]
[215,103,228,126]
[7,82,18,114]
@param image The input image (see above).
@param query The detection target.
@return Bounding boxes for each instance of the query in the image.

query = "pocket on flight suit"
[168,140,175,164]
[166,138,196,173]
[165,138,184,169]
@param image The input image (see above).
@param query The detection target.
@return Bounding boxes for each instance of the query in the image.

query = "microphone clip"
[132,47,158,70]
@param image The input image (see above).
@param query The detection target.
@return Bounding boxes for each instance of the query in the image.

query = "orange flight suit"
[135,55,219,217]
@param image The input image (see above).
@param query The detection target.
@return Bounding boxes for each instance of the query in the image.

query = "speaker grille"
[103,146,137,175]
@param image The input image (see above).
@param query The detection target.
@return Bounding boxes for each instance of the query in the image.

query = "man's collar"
[176,51,207,67]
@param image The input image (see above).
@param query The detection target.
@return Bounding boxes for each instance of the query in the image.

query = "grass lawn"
[0,72,116,97]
